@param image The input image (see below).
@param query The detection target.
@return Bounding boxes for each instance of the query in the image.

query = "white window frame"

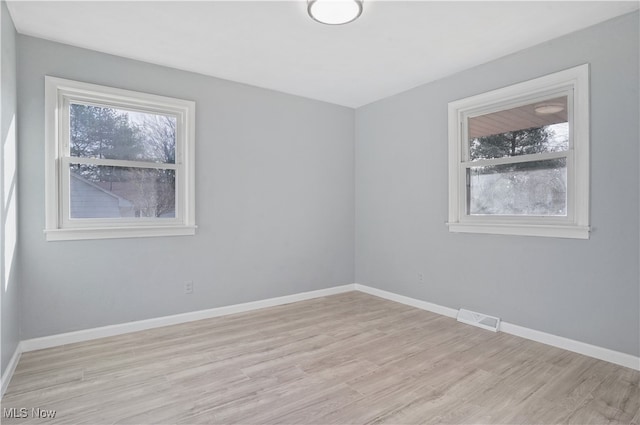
[447,64,590,239]
[45,77,196,241]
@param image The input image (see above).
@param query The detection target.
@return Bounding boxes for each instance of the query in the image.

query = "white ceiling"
[7,1,639,108]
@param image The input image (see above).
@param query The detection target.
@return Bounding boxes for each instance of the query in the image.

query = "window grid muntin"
[60,100,182,228]
[458,88,574,222]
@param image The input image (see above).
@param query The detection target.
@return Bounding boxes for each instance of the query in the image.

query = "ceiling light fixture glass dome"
[308,0,363,25]
[534,103,565,114]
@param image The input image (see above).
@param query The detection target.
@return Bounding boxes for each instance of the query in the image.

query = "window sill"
[447,222,590,239]
[44,225,197,241]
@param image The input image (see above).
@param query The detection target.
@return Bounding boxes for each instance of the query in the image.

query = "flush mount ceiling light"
[534,103,565,114]
[308,0,363,25]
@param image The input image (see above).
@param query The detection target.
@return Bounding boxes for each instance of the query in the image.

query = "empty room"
[0,0,639,423]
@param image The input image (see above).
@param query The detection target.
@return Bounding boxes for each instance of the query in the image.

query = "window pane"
[467,158,567,216]
[70,103,176,164]
[70,165,176,219]
[468,96,568,161]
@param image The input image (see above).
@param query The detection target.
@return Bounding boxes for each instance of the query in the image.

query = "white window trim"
[447,64,590,239]
[45,77,196,241]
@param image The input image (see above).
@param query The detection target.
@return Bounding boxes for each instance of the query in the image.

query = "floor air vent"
[457,309,501,332]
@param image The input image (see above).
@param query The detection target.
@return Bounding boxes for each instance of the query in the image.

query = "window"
[45,77,196,241]
[447,64,589,239]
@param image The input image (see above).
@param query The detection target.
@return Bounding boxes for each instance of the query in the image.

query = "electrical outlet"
[184,281,194,294]
[417,272,424,283]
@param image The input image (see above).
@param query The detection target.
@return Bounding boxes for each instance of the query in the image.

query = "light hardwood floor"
[2,292,639,424]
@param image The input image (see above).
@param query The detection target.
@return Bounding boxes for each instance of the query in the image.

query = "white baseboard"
[355,283,640,371]
[499,321,640,371]
[20,284,356,353]
[1,343,22,398]
[11,281,639,385]
[355,284,459,318]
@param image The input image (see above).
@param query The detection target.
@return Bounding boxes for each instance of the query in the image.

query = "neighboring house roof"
[95,178,176,218]
[94,180,143,208]
[70,172,134,218]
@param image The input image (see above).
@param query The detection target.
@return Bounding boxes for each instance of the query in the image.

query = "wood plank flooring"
[2,291,639,424]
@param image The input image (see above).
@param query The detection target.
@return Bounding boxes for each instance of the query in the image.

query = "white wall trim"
[20,284,356,353]
[354,284,458,318]
[499,321,640,371]
[1,343,22,398]
[10,282,638,391]
[355,284,639,371]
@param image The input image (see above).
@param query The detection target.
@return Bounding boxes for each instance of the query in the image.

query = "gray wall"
[17,36,355,339]
[355,11,639,356]
[11,10,640,359]
[1,0,20,376]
